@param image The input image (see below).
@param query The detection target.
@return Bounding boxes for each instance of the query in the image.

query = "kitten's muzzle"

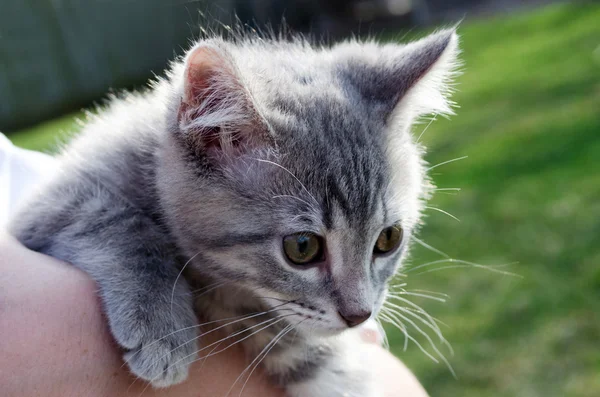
[338,309,372,328]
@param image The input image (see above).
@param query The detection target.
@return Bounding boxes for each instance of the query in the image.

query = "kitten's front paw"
[108,299,199,388]
[122,328,198,388]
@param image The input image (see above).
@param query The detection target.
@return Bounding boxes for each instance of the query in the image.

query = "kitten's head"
[158,29,460,335]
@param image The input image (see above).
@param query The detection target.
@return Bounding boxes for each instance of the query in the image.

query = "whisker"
[427,155,468,171]
[137,314,291,397]
[406,258,521,277]
[411,237,451,259]
[288,214,305,224]
[227,323,294,397]
[416,112,438,143]
[388,283,408,290]
[379,310,409,351]
[198,315,294,360]
[172,306,292,352]
[384,302,453,355]
[401,307,453,355]
[384,301,444,341]
[131,301,295,376]
[384,308,456,378]
[433,188,462,192]
[196,331,228,372]
[375,318,390,350]
[122,311,266,373]
[188,280,231,297]
[171,250,202,314]
[392,306,450,328]
[146,314,294,392]
[435,191,460,196]
[424,206,461,222]
[129,302,291,360]
[385,296,445,344]
[239,320,303,396]
[252,158,318,206]
[380,311,436,360]
[414,264,514,277]
[407,289,450,299]
[388,290,447,303]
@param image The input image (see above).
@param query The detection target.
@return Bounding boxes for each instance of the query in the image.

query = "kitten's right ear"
[177,42,268,157]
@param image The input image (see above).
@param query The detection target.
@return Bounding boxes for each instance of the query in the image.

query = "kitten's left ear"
[339,29,460,122]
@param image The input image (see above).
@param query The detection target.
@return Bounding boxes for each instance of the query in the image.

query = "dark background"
[1,0,559,132]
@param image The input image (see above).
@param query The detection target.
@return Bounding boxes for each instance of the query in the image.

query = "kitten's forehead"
[261,94,395,231]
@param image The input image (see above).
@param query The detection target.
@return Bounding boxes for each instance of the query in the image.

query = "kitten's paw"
[107,295,199,387]
[123,330,198,388]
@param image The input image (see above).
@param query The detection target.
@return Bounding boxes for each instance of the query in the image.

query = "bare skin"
[0,232,429,397]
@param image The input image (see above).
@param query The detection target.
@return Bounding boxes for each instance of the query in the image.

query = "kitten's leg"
[11,189,199,388]
[265,332,382,397]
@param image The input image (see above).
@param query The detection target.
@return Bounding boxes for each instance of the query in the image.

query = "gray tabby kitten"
[10,28,459,396]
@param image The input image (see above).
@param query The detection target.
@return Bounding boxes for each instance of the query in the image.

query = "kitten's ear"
[177,42,269,157]
[340,29,460,121]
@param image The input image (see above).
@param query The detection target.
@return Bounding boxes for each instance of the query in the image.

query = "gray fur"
[10,28,460,395]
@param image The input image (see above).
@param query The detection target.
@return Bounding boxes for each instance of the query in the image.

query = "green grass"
[8,111,85,153]
[7,3,600,396]
[385,4,600,397]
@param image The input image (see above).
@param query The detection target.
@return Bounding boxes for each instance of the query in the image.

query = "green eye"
[283,233,323,265]
[374,225,403,254]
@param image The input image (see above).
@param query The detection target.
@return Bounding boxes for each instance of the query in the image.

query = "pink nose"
[338,310,372,327]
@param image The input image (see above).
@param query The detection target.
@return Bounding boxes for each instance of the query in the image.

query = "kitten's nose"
[338,310,372,328]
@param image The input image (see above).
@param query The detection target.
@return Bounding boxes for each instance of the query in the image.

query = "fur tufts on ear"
[337,29,461,123]
[397,29,461,120]
[178,42,268,157]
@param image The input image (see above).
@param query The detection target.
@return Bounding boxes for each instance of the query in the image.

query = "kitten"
[9,28,460,396]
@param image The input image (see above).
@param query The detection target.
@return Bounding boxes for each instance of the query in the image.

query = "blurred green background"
[4,1,600,396]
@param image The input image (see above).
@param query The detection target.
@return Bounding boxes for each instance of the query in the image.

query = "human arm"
[0,232,428,397]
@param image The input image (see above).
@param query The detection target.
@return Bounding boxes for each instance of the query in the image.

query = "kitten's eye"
[374,225,403,255]
[283,233,323,265]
